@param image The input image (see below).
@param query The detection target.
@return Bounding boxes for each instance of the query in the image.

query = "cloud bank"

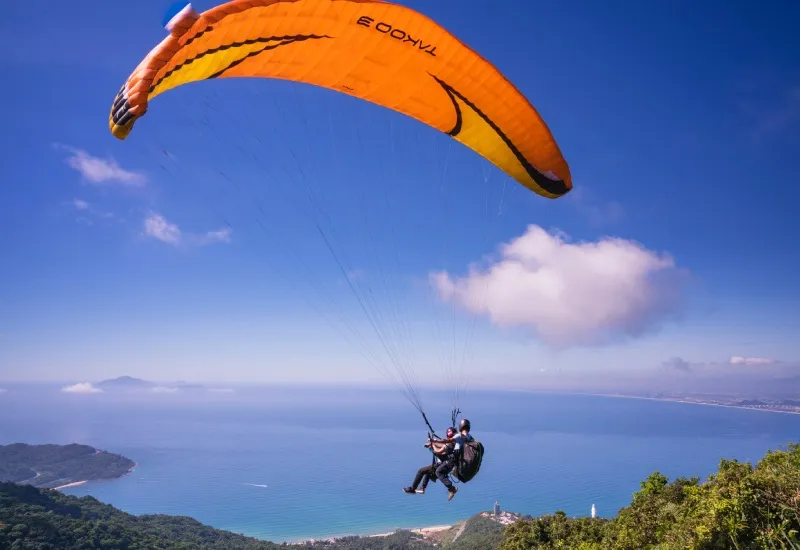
[61,382,103,394]
[431,225,685,347]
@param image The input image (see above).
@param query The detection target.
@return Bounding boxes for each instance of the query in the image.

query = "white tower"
[591,503,597,518]
[493,501,500,518]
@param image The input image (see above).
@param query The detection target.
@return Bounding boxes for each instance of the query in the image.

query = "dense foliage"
[0,482,436,549]
[0,482,285,549]
[445,514,507,550]
[500,442,800,549]
[0,443,135,488]
[307,532,435,549]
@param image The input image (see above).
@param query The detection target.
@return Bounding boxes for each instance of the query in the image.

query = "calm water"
[1,384,798,542]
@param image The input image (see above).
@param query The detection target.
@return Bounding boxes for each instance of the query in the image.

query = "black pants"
[411,463,437,490]
[435,459,455,490]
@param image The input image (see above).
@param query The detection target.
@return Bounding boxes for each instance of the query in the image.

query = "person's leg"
[404,464,430,494]
[435,461,454,488]
[419,464,436,493]
[435,460,458,500]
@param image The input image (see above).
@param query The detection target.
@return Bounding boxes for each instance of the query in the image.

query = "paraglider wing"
[110,0,572,198]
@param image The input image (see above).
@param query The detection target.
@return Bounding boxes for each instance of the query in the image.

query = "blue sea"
[2,384,799,543]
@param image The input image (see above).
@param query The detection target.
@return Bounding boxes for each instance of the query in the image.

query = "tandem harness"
[421,407,462,484]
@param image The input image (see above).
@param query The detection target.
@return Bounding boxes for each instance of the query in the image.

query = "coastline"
[293,523,452,544]
[581,392,800,416]
[54,480,87,490]
[374,524,452,537]
[53,460,137,492]
[511,389,800,416]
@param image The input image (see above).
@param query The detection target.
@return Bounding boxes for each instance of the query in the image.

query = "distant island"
[3,442,800,548]
[97,375,157,390]
[0,443,135,490]
[65,375,214,393]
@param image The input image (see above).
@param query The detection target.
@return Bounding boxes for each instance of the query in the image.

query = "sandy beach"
[296,523,453,544]
[53,480,87,490]
[372,524,452,537]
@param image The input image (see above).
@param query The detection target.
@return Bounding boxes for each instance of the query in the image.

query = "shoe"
[403,487,416,494]
[447,486,458,501]
[416,488,426,494]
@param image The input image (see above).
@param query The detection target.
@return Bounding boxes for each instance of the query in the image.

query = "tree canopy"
[500,442,800,549]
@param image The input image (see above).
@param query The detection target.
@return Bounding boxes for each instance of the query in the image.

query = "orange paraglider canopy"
[110,0,572,199]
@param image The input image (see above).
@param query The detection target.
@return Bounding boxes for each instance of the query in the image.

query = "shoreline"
[292,523,452,544]
[53,480,87,490]
[375,524,452,537]
[53,460,137,492]
[511,388,800,416]
[580,392,800,416]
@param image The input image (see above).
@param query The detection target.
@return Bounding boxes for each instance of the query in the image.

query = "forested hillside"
[0,443,135,489]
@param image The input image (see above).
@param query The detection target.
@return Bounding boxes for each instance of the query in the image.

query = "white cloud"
[144,214,182,245]
[431,225,685,347]
[209,388,235,393]
[143,213,231,247]
[61,382,103,394]
[70,198,114,222]
[56,144,146,186]
[0,388,7,394]
[189,226,233,246]
[730,356,776,366]
[151,386,179,393]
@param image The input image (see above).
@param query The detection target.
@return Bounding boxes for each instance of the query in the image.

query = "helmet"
[446,427,456,438]
[459,418,471,432]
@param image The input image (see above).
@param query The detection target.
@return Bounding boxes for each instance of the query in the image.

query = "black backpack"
[454,439,484,483]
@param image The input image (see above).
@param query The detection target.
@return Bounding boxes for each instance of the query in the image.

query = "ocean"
[1,384,798,543]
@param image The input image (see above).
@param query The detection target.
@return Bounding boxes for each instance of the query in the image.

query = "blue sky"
[0,0,798,393]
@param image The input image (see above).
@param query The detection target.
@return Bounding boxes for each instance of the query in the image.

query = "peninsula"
[0,443,135,490]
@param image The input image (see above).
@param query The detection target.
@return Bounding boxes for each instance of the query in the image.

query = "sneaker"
[447,486,458,501]
[403,487,416,494]
[416,488,426,494]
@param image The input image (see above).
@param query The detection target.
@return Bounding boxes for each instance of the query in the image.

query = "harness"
[423,407,463,484]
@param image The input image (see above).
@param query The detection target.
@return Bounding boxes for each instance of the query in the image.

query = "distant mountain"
[96,376,155,389]
[0,443,135,489]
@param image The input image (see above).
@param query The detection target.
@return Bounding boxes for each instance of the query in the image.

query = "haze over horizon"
[8,364,800,400]
[1,0,798,396]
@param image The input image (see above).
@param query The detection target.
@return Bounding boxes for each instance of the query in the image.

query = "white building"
[591,504,597,518]
[493,501,500,518]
